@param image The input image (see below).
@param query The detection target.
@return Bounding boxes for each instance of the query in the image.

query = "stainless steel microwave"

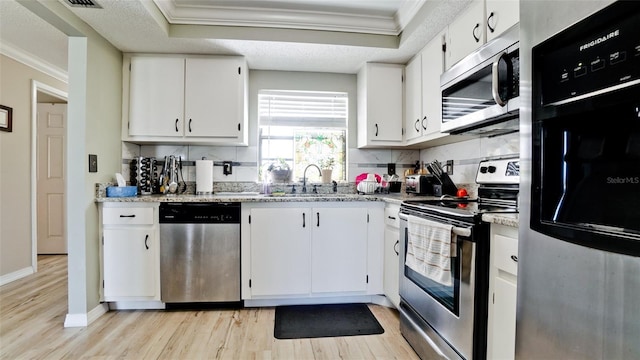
[440,24,520,135]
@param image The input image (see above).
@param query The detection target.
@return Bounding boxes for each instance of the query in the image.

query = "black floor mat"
[274,303,385,339]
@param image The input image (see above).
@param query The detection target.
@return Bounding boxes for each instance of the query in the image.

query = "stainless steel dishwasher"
[159,202,240,303]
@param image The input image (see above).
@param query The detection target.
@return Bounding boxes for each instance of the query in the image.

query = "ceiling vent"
[66,0,102,9]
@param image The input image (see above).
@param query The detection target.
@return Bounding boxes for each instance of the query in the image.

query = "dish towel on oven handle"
[406,215,457,286]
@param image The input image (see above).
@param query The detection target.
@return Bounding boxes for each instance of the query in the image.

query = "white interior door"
[37,103,67,254]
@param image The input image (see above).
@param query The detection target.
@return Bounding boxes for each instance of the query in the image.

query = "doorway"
[31,81,68,267]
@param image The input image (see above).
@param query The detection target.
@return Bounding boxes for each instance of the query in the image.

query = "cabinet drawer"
[103,207,154,225]
[494,234,518,276]
[384,206,400,228]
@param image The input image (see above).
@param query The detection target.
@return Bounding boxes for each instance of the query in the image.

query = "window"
[259,90,347,182]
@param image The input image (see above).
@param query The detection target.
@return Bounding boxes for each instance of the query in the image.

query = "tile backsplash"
[121,142,419,185]
[120,131,518,189]
[419,131,520,186]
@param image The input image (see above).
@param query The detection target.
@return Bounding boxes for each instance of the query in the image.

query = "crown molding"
[0,41,68,83]
[154,0,406,35]
[395,0,427,31]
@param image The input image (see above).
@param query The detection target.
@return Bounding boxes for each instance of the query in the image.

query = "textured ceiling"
[0,0,68,73]
[0,0,471,75]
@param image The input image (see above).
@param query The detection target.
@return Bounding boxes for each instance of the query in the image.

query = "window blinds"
[258,90,348,128]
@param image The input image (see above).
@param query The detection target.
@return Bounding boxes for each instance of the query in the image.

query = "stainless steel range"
[399,157,519,360]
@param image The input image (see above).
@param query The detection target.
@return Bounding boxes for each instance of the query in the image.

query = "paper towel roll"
[196,160,213,194]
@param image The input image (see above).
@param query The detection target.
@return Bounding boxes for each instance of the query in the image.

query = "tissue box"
[106,186,138,197]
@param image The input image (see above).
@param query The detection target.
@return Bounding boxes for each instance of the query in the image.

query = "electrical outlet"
[88,154,98,173]
[387,163,396,175]
[446,160,454,174]
[223,161,233,175]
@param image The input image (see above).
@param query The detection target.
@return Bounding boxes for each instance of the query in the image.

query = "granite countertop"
[482,213,519,228]
[95,192,421,203]
[96,191,518,227]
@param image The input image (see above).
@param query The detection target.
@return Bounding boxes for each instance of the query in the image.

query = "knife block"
[439,172,459,196]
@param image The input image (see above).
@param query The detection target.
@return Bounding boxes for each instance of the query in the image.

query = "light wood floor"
[0,255,419,359]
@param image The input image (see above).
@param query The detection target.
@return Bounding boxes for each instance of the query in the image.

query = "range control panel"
[536,3,640,105]
[476,158,520,185]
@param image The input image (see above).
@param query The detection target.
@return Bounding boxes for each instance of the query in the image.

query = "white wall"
[0,55,68,281]
[14,0,123,323]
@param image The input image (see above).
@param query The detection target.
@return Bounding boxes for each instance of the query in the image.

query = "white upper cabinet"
[184,57,246,139]
[405,31,447,144]
[125,55,248,145]
[129,57,185,137]
[485,0,520,42]
[357,63,404,148]
[445,0,519,69]
[446,0,485,70]
[404,56,422,142]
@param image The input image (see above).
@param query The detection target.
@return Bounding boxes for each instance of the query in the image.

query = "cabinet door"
[383,226,400,307]
[404,55,423,142]
[367,64,404,142]
[446,0,485,69]
[129,57,185,137]
[488,224,519,360]
[311,208,368,293]
[486,0,519,41]
[184,57,245,138]
[421,32,445,137]
[103,228,156,298]
[250,208,311,296]
[491,277,517,359]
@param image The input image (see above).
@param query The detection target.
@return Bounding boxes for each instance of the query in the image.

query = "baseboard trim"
[64,303,109,328]
[244,295,388,308]
[88,303,109,324]
[64,313,88,328]
[0,266,34,286]
[107,301,165,310]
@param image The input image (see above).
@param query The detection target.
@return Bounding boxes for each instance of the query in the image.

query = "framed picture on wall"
[0,105,12,132]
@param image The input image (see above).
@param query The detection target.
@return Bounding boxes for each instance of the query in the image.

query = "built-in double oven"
[530,1,640,256]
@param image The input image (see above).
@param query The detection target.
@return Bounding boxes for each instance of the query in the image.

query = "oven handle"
[399,213,472,237]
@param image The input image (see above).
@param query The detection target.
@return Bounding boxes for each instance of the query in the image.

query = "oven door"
[399,212,487,360]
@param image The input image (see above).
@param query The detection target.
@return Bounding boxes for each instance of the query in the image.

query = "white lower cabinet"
[248,207,311,297]
[243,202,383,300]
[103,228,157,298]
[487,223,519,360]
[311,208,368,293]
[383,203,401,308]
[100,203,160,302]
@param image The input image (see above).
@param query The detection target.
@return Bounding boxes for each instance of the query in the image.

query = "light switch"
[89,154,98,172]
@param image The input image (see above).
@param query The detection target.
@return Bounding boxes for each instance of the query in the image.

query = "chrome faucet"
[302,164,322,193]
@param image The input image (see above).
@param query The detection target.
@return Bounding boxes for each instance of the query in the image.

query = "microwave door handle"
[492,52,508,107]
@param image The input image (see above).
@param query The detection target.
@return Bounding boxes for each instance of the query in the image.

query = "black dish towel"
[274,303,385,339]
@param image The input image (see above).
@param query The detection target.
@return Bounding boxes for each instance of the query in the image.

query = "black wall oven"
[531,1,640,256]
